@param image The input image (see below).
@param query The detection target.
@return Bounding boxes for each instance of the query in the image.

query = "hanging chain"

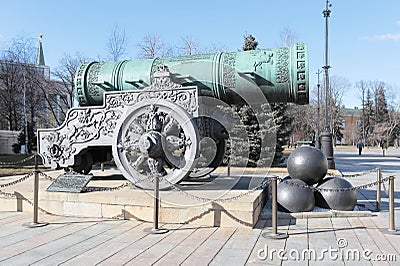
[276,175,392,193]
[158,176,273,203]
[382,178,389,194]
[0,172,34,198]
[0,172,34,188]
[0,155,35,165]
[0,169,395,204]
[340,168,378,178]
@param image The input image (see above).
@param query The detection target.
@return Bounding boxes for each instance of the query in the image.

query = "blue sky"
[0,0,399,107]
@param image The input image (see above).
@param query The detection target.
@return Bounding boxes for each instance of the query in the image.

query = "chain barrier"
[382,178,389,194]
[338,167,393,195]
[162,176,273,203]
[340,167,378,178]
[0,172,34,198]
[0,167,394,224]
[1,168,393,196]
[0,172,34,188]
[0,190,18,198]
[276,175,391,193]
[0,154,35,165]
[2,170,390,200]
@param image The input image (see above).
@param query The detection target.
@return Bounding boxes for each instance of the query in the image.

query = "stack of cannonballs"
[277,145,357,213]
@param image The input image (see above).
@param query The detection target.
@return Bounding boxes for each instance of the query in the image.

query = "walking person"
[380,140,386,157]
[356,139,364,155]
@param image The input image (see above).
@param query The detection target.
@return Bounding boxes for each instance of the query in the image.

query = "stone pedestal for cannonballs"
[0,169,268,228]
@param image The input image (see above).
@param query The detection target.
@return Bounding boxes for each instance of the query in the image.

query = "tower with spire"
[36,34,50,79]
[36,34,46,66]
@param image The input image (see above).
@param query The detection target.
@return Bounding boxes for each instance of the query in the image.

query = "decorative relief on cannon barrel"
[150,58,164,81]
[105,66,198,115]
[87,62,104,98]
[294,43,308,104]
[276,47,290,83]
[147,65,183,91]
[75,63,89,106]
[222,52,236,88]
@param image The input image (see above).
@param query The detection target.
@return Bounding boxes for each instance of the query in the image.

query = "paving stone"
[0,149,399,265]
[179,227,235,266]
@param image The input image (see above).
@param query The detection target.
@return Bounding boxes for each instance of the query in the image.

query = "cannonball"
[315,177,357,211]
[287,146,328,185]
[277,178,315,213]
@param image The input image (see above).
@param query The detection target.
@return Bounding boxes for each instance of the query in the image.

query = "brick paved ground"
[0,148,399,265]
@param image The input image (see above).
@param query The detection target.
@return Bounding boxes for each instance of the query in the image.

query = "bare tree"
[318,75,349,136]
[47,53,89,126]
[177,36,200,56]
[369,80,385,126]
[136,33,173,59]
[288,104,316,141]
[25,52,90,128]
[5,36,37,64]
[277,26,299,147]
[372,104,399,148]
[329,75,349,106]
[357,80,368,140]
[204,43,228,54]
[0,61,23,130]
[54,53,88,108]
[0,36,37,130]
[383,83,398,109]
[106,25,128,61]
[280,26,298,47]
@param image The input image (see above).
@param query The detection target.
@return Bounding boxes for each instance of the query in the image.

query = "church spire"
[36,34,45,66]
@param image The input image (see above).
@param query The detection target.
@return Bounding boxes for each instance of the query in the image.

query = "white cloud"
[363,21,400,41]
[367,33,400,41]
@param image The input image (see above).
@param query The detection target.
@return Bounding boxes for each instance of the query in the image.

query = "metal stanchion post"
[375,168,381,212]
[380,176,399,235]
[227,160,231,177]
[101,163,104,171]
[24,153,48,228]
[144,174,168,234]
[262,177,288,239]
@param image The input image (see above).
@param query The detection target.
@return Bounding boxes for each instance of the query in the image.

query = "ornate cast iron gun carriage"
[38,43,309,189]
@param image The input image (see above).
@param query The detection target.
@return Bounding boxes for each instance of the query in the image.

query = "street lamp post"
[316,69,322,149]
[320,0,335,169]
[23,71,29,154]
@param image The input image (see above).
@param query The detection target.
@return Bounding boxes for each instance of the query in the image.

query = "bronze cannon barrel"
[75,43,309,106]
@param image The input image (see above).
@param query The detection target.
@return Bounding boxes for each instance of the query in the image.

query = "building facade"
[340,107,362,145]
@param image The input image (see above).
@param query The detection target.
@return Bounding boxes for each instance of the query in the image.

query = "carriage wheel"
[112,99,199,189]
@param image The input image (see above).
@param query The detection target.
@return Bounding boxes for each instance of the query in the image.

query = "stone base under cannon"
[0,168,269,228]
